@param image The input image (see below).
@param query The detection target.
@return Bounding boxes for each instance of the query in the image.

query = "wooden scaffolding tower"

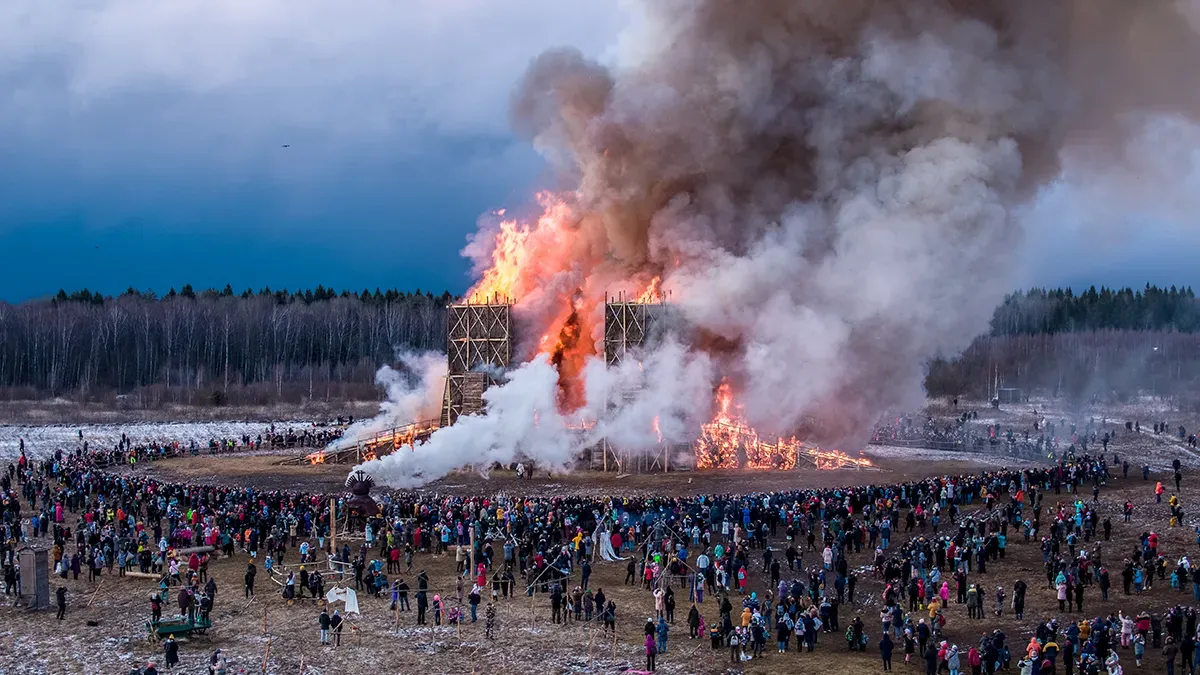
[440,300,513,427]
[596,294,689,472]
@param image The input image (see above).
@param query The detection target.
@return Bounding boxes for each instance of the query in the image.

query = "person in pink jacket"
[645,633,658,671]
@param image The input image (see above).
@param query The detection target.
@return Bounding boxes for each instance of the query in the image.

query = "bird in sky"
[282,144,290,148]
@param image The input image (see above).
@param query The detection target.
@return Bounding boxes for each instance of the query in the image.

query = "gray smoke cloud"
[359,0,1200,487]
[509,0,1200,443]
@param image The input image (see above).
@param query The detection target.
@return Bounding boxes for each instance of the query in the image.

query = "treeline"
[54,284,455,307]
[926,330,1200,407]
[9,282,1200,407]
[990,284,1200,335]
[0,286,451,406]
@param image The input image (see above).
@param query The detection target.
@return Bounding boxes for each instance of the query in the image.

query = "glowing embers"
[695,383,872,470]
[808,448,874,470]
[307,451,327,465]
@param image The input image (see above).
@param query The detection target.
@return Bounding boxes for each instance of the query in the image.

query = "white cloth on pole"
[326,587,361,615]
[598,529,629,562]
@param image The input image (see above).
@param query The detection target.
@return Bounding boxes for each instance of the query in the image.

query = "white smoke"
[578,338,714,449]
[354,356,578,487]
[355,342,713,487]
[336,350,445,444]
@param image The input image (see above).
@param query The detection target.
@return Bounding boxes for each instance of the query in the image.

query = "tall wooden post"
[329,501,337,567]
[588,619,596,667]
[469,522,476,583]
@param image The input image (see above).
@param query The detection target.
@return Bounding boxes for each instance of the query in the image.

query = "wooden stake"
[588,619,595,667]
[612,625,618,658]
[469,522,476,583]
[87,580,104,607]
[329,501,337,571]
[261,636,271,673]
[263,605,268,635]
[298,653,305,675]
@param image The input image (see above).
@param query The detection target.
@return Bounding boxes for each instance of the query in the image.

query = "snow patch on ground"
[0,421,279,459]
[863,444,1041,469]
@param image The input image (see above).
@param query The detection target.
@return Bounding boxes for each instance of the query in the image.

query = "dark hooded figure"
[163,635,180,668]
[688,604,701,638]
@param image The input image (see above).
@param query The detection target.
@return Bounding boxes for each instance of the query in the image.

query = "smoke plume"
[340,351,445,441]
[360,0,1200,487]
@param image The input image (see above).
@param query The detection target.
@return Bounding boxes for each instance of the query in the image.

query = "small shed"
[17,547,50,610]
[997,388,1024,404]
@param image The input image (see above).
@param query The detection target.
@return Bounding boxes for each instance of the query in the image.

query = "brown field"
[4,430,1200,675]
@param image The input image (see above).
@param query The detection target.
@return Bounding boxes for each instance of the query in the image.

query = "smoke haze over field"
[340,351,446,442]
[358,0,1200,488]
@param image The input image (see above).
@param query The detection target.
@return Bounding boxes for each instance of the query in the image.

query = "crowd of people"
[0,424,1195,673]
[20,422,351,469]
[869,410,1190,467]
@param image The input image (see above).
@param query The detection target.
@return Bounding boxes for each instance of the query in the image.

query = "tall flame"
[637,276,662,303]
[467,193,574,303]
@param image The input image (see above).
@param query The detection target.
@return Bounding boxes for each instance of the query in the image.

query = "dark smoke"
[508,0,1200,447]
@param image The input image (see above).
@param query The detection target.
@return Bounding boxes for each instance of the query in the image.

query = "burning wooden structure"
[280,418,439,465]
[441,299,513,427]
[593,292,692,472]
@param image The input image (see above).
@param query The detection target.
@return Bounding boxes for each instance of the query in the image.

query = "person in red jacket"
[968,645,982,675]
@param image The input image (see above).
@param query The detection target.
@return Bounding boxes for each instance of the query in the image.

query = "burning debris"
[696,383,873,471]
[357,0,1200,489]
[296,419,438,466]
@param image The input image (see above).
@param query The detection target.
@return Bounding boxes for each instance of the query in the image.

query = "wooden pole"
[261,636,271,673]
[612,625,618,658]
[263,605,268,635]
[588,619,595,667]
[329,501,337,568]
[298,653,305,675]
[469,522,476,585]
[88,579,104,607]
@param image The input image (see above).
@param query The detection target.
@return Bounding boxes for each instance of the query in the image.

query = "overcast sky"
[1,1,1197,302]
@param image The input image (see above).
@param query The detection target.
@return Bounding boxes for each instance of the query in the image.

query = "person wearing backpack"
[645,632,658,671]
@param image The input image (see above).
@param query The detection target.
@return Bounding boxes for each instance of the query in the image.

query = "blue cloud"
[0,0,625,301]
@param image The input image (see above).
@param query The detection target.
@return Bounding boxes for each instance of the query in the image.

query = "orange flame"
[637,276,662,303]
[652,416,663,444]
[467,193,574,303]
[306,451,326,465]
[695,383,872,470]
